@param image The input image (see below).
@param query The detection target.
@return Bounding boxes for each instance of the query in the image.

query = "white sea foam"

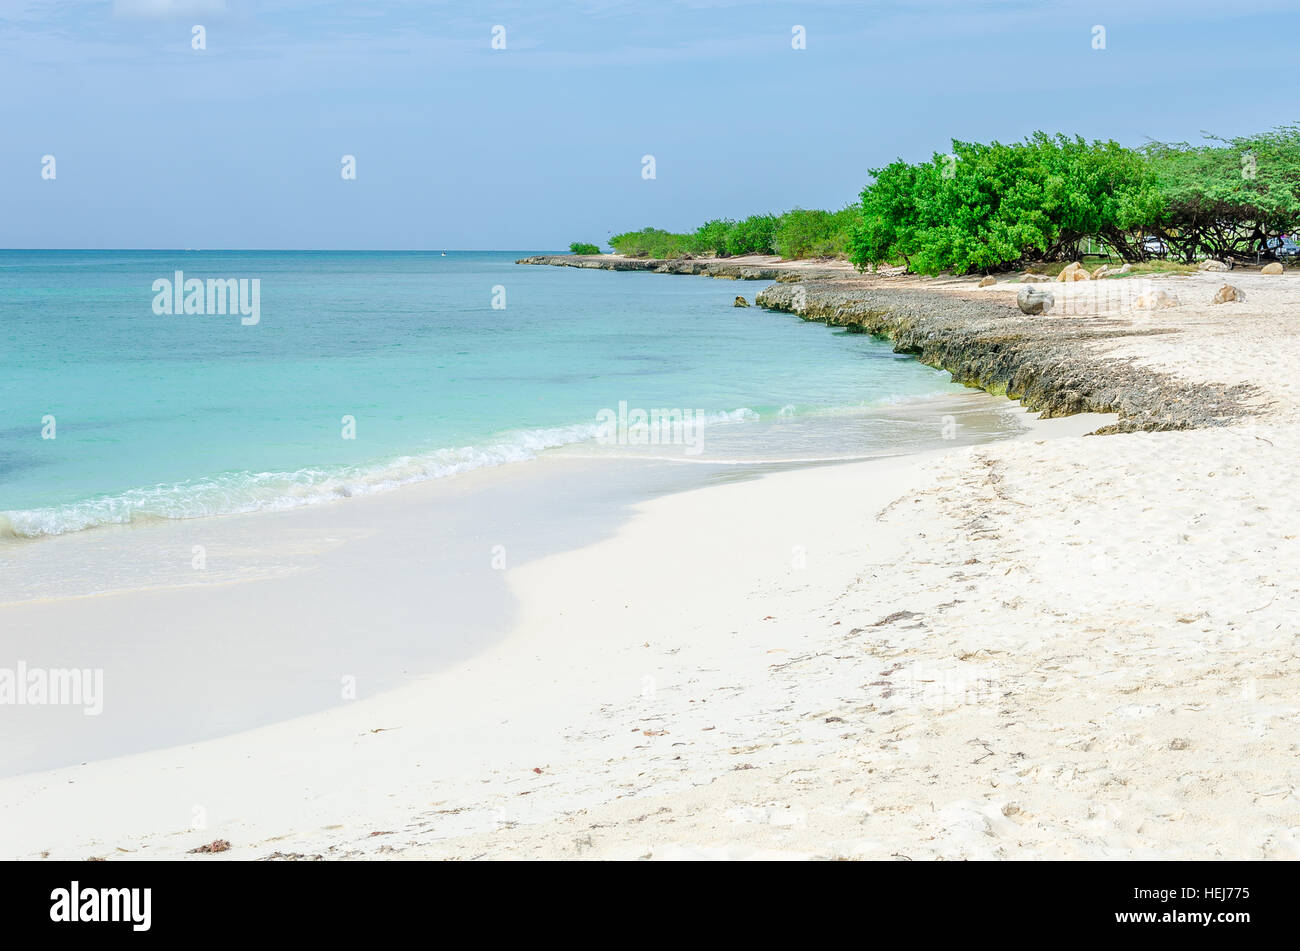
[0,410,765,540]
[0,396,994,541]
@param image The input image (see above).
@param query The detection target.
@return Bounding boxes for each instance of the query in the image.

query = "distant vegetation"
[605,228,694,259]
[851,126,1300,274]
[607,207,859,260]
[568,242,601,255]
[773,207,860,259]
[598,126,1300,274]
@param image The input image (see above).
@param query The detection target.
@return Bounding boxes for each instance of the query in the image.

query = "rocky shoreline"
[515,253,844,282]
[754,282,1255,432]
[519,254,1258,433]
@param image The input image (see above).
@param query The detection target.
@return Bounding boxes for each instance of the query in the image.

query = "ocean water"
[0,251,1027,775]
[0,250,984,540]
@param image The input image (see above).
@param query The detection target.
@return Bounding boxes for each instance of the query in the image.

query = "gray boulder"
[1017,286,1054,315]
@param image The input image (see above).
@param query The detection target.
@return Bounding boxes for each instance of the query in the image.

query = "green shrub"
[606,209,855,261]
[849,133,1164,274]
[692,218,733,256]
[774,206,859,259]
[608,228,694,258]
[725,214,779,256]
[568,242,601,255]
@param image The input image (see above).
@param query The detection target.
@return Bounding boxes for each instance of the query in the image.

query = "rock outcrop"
[1211,284,1246,304]
[752,280,1254,432]
[516,255,839,282]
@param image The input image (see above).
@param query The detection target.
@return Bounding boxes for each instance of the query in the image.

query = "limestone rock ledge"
[754,282,1254,433]
[516,254,842,282]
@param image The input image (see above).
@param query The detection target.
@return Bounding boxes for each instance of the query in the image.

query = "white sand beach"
[3,269,1300,861]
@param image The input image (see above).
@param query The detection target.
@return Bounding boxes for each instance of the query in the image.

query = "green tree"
[1145,126,1300,261]
[724,214,779,256]
[692,218,734,256]
[849,133,1164,274]
[608,227,693,258]
[774,206,860,259]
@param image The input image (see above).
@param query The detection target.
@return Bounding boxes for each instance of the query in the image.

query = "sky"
[1,0,1298,250]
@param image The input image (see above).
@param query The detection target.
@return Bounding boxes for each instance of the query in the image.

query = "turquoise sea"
[0,250,985,539]
[0,250,1028,775]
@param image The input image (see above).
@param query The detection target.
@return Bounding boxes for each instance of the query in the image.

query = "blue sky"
[1,0,1297,249]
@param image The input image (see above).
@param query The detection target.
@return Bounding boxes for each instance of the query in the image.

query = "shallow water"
[1,250,982,539]
[0,253,1028,776]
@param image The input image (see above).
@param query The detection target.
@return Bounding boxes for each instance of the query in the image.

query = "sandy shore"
[4,265,1300,860]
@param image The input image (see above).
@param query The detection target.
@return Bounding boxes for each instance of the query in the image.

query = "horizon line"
[0,248,559,253]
